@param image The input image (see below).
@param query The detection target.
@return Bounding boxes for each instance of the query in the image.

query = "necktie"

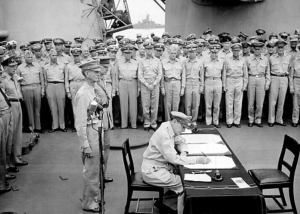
[0,86,11,107]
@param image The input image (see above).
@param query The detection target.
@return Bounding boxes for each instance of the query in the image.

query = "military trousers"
[225,78,243,124]
[204,78,222,125]
[21,84,42,130]
[10,102,23,164]
[247,77,266,123]
[268,76,288,124]
[119,79,137,128]
[1,111,13,168]
[0,119,5,190]
[141,83,160,128]
[46,83,66,129]
[163,80,181,121]
[185,79,200,123]
[105,82,114,129]
[292,78,300,123]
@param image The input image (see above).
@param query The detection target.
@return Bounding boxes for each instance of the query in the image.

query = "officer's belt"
[70,79,84,83]
[271,73,288,77]
[164,77,180,82]
[205,77,221,80]
[21,83,41,87]
[120,78,136,81]
[48,81,64,84]
[186,78,200,81]
[0,108,11,116]
[249,74,264,78]
[8,98,21,102]
[226,76,243,79]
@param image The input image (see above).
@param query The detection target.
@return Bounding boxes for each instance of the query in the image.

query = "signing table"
[179,126,267,214]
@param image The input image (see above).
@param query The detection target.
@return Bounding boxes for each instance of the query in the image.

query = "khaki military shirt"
[269,53,292,75]
[44,62,65,84]
[138,56,162,87]
[64,61,84,93]
[1,73,23,99]
[246,54,271,87]
[202,57,224,79]
[161,58,186,88]
[289,57,300,92]
[16,62,44,90]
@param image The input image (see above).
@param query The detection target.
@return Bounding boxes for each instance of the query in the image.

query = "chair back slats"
[122,138,135,185]
[278,135,300,183]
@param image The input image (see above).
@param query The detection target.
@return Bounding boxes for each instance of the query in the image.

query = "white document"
[182,129,192,134]
[184,173,212,182]
[188,144,231,156]
[184,156,236,169]
[231,177,250,188]
[181,134,223,144]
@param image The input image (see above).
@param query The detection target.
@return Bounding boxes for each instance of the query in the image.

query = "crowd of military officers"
[1,27,300,194]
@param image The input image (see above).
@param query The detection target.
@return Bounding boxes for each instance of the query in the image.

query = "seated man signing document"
[141,111,211,214]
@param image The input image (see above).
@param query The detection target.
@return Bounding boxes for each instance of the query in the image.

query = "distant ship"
[133,14,165,29]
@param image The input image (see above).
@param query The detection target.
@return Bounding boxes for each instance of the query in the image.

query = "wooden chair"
[248,135,300,214]
[122,138,164,214]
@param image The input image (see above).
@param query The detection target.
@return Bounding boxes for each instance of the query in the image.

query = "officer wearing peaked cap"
[285,35,298,60]
[64,41,72,56]
[256,29,266,36]
[141,111,210,214]
[238,32,248,43]
[186,34,196,41]
[265,40,277,58]
[41,38,53,60]
[93,37,103,45]
[89,46,97,58]
[74,36,84,44]
[279,32,290,41]
[53,38,71,64]
[115,35,124,42]
[6,40,17,57]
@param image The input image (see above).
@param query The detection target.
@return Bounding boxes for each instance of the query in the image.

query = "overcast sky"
[119,0,165,24]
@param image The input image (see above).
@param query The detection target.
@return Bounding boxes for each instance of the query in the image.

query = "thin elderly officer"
[246,41,270,127]
[223,43,248,128]
[142,111,210,214]
[16,50,45,133]
[138,42,162,131]
[268,40,292,127]
[202,43,224,128]
[161,44,186,121]
[184,43,203,126]
[289,53,300,127]
[44,49,67,133]
[65,47,84,132]
[1,56,28,168]
[116,45,139,129]
[74,60,108,213]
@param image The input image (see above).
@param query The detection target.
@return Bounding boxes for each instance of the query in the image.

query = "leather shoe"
[248,123,253,127]
[0,186,12,194]
[268,123,274,127]
[291,123,298,127]
[60,128,67,132]
[255,123,263,128]
[214,124,221,128]
[82,207,100,213]
[72,128,77,132]
[150,127,157,131]
[104,177,113,183]
[144,127,150,131]
[15,161,28,166]
[48,128,58,133]
[6,174,16,180]
[276,122,286,126]
[233,123,241,128]
[34,129,45,133]
[7,167,19,173]
[227,124,232,128]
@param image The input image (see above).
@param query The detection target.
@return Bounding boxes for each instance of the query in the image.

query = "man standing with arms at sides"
[116,45,139,129]
[285,35,298,61]
[246,41,270,127]
[289,53,300,127]
[53,38,71,65]
[16,50,45,133]
[268,40,291,127]
[142,111,210,214]
[65,48,84,132]
[44,49,67,133]
[184,44,203,126]
[138,42,162,131]
[161,44,186,121]
[223,43,248,128]
[1,56,28,168]
[202,44,224,128]
[74,60,107,213]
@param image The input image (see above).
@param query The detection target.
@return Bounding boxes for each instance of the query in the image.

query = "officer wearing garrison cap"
[268,39,292,127]
[53,38,71,64]
[65,47,84,132]
[223,43,248,128]
[74,60,110,213]
[246,41,270,127]
[141,111,211,214]
[16,50,45,133]
[138,42,162,131]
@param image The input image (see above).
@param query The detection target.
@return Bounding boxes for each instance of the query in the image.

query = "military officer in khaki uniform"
[53,38,71,65]
[1,56,28,167]
[32,43,48,68]
[246,41,270,127]
[223,43,248,128]
[289,54,300,127]
[184,44,203,126]
[268,40,292,127]
[64,41,72,56]
[65,47,84,132]
[161,44,186,121]
[116,45,139,129]
[44,49,67,132]
[138,42,162,130]
[42,38,53,61]
[16,50,45,133]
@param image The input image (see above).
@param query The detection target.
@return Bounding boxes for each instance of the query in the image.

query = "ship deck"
[0,120,299,214]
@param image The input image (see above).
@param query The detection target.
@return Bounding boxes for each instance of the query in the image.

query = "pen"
[201,151,207,157]
[191,170,212,174]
